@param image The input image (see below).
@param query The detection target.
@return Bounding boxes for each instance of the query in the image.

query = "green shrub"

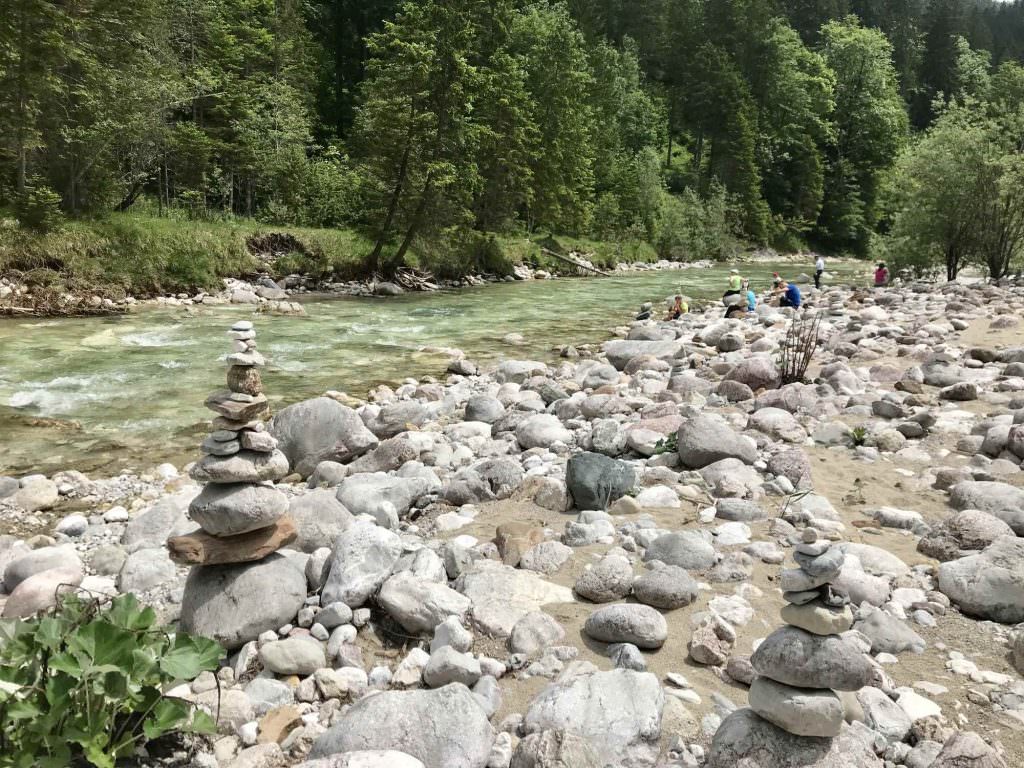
[15,179,64,233]
[0,593,221,768]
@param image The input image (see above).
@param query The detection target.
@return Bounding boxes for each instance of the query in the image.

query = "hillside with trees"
[1,0,1023,285]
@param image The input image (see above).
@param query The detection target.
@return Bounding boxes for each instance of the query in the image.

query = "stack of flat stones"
[167,321,295,566]
[745,529,873,739]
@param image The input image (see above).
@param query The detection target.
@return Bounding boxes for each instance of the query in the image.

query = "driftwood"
[167,517,297,566]
[539,248,610,276]
[393,266,439,292]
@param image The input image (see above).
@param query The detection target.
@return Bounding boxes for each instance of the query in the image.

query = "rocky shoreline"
[2,277,1023,768]
[0,249,811,319]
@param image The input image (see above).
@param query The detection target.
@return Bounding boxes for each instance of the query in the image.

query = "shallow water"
[0,264,840,475]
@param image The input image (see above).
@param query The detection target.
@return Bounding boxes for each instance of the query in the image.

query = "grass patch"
[0,212,663,297]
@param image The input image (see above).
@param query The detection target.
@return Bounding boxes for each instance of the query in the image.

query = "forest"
[2,0,1024,282]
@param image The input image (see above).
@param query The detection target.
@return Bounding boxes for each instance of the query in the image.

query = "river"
[0,264,841,476]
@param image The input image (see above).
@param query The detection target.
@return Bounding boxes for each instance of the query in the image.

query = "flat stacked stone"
[168,321,294,565]
[745,529,872,739]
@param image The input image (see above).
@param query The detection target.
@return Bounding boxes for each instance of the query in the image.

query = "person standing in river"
[814,255,825,289]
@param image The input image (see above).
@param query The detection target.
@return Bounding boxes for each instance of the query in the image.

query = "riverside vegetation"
[3,1,1024,299]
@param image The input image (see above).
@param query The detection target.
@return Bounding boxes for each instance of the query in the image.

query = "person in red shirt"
[874,263,889,287]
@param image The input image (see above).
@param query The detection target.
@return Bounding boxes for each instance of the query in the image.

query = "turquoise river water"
[0,263,852,475]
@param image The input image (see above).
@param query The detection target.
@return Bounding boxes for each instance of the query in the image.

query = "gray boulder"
[707,709,883,768]
[724,356,781,391]
[122,492,194,552]
[677,414,757,469]
[288,489,354,552]
[523,666,663,767]
[465,396,505,424]
[179,553,306,650]
[3,544,81,592]
[270,397,379,477]
[853,608,926,654]
[364,401,429,438]
[347,437,419,474]
[510,730,601,768]
[321,520,403,607]
[565,453,635,511]
[188,483,289,537]
[749,677,843,738]
[336,472,433,528]
[949,481,1024,536]
[310,683,495,768]
[751,626,874,691]
[642,531,716,570]
[603,340,683,370]
[116,548,176,593]
[631,565,698,609]
[938,535,1024,623]
[574,553,634,603]
[583,604,667,649]
[378,571,472,635]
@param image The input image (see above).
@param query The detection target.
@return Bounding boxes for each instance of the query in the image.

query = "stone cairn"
[167,320,295,566]
[743,528,872,740]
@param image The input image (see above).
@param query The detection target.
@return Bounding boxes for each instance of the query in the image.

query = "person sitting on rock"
[665,295,687,320]
[724,269,743,301]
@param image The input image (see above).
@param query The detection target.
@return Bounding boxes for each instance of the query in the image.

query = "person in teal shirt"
[743,280,756,311]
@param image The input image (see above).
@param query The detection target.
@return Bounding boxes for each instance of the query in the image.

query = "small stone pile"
[744,529,873,739]
[167,321,294,567]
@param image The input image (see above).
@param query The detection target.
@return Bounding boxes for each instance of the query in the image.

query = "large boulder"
[288,490,354,552]
[270,397,379,477]
[336,472,433,528]
[122,491,194,552]
[583,604,667,649]
[750,626,874,691]
[677,414,758,469]
[724,356,781,391]
[948,481,1024,536]
[516,415,573,450]
[523,666,664,767]
[457,560,574,637]
[510,730,601,768]
[707,709,883,768]
[179,553,306,650]
[321,521,403,608]
[930,732,1008,768]
[642,531,716,571]
[603,340,683,371]
[565,453,635,511]
[363,401,429,439]
[188,483,289,537]
[3,544,81,592]
[378,571,472,635]
[309,683,494,768]
[1,566,84,618]
[938,536,1024,623]
[747,408,807,443]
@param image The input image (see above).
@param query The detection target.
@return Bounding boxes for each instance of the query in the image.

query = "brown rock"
[167,517,297,566]
[228,365,263,396]
[257,705,302,745]
[495,522,545,567]
[206,391,269,422]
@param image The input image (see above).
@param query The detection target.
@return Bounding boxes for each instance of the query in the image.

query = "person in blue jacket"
[777,279,801,308]
[743,280,756,312]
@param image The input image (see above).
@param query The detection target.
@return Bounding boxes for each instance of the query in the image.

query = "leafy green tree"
[353,0,486,269]
[513,2,595,234]
[818,17,908,255]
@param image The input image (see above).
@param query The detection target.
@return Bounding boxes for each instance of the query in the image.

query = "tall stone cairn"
[167,320,295,566]
[711,528,874,759]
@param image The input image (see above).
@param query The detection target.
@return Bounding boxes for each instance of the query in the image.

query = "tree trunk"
[115,181,145,212]
[369,141,412,270]
[394,175,434,265]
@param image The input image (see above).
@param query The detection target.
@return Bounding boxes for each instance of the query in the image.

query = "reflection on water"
[0,264,836,475]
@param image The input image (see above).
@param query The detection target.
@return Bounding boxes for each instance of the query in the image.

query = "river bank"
[0,275,1022,767]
